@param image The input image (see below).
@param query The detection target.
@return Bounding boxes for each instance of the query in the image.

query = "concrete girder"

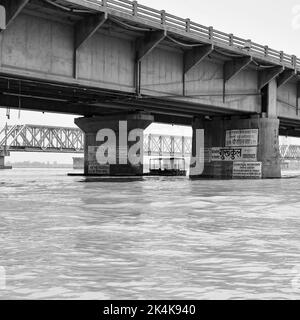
[0,91,214,119]
[0,5,5,30]
[224,56,252,82]
[73,12,107,78]
[74,12,108,50]
[153,114,192,126]
[183,44,214,74]
[0,93,110,116]
[136,30,167,62]
[135,30,166,95]
[277,69,297,88]
[259,66,284,90]
[0,0,29,28]
[222,56,252,103]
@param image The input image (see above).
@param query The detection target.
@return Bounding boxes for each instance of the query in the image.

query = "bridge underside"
[0,74,299,137]
[0,0,299,134]
[0,0,300,178]
[0,73,244,126]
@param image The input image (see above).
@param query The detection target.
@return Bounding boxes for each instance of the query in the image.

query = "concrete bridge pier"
[190,115,281,179]
[75,112,153,176]
[0,155,4,168]
[0,150,11,170]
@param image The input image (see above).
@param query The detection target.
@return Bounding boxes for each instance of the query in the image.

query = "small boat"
[148,157,187,176]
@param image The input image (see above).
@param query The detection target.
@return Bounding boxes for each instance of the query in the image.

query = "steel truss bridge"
[1,124,300,160]
[0,124,192,157]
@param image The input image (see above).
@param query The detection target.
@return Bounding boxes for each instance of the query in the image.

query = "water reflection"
[0,169,300,299]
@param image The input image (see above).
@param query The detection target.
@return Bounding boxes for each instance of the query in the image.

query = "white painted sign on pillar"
[88,146,98,161]
[226,129,259,147]
[233,162,262,179]
[211,147,258,162]
[87,146,110,175]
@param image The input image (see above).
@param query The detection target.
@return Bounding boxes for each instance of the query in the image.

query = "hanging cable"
[18,81,21,119]
[109,17,151,32]
[252,59,276,69]
[214,48,244,58]
[166,35,204,48]
[43,0,91,13]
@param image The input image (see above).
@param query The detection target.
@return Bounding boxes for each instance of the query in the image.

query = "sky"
[1,0,300,163]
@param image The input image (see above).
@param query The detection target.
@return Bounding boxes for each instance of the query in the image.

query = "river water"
[0,168,300,300]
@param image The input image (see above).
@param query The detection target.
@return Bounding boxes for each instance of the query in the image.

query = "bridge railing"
[280,145,300,160]
[78,0,300,71]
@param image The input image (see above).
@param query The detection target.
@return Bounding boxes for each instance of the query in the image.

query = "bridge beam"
[222,56,252,102]
[73,12,107,78]
[183,44,214,74]
[153,114,193,126]
[74,12,107,51]
[259,66,284,90]
[75,112,154,176]
[0,5,5,30]
[277,69,296,88]
[135,30,166,95]
[136,30,167,62]
[224,56,252,82]
[0,93,115,116]
[0,0,29,28]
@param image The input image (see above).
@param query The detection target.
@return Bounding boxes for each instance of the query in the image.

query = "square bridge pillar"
[0,155,4,167]
[190,116,281,179]
[0,149,11,169]
[75,112,153,176]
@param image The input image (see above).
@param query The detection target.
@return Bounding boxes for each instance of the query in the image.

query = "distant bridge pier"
[0,150,12,170]
[190,115,281,179]
[75,112,153,176]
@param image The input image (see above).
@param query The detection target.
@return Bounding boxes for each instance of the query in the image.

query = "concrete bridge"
[0,0,300,178]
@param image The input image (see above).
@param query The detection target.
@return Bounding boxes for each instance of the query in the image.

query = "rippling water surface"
[1,168,300,300]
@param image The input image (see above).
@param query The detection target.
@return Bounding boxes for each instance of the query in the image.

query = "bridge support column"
[0,155,4,167]
[0,150,11,169]
[75,112,153,176]
[190,116,281,179]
